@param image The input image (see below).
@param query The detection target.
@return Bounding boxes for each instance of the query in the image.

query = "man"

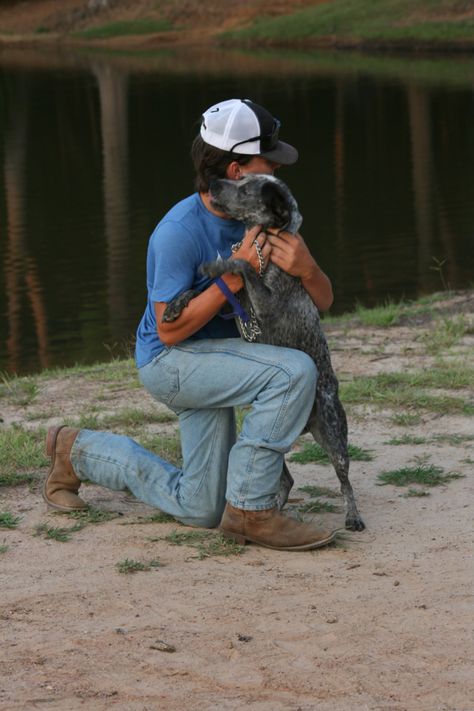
[44,99,336,551]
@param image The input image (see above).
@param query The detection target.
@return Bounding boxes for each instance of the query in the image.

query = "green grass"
[138,433,182,467]
[66,407,177,432]
[340,364,474,415]
[432,433,474,446]
[402,488,431,497]
[298,485,340,498]
[161,529,245,560]
[420,316,471,354]
[377,464,463,487]
[221,0,474,45]
[34,522,86,542]
[0,511,21,529]
[0,544,9,554]
[74,19,174,40]
[0,372,38,406]
[64,508,119,524]
[290,442,373,464]
[298,500,340,513]
[390,413,423,426]
[116,558,162,574]
[385,434,428,445]
[0,425,48,487]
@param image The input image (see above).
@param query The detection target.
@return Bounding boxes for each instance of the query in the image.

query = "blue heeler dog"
[163,174,365,531]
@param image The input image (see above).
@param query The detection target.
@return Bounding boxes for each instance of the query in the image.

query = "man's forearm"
[300,263,334,312]
[155,274,243,346]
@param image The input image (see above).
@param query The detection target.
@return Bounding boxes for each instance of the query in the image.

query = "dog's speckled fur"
[163,174,364,530]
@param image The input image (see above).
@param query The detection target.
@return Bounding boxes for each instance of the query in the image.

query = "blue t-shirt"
[135,193,245,368]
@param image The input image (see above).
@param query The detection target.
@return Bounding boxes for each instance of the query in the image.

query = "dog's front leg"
[162,289,200,322]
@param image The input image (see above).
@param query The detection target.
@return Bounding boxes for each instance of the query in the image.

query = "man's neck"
[200,191,230,219]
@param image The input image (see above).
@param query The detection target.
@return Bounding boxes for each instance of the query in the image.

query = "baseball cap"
[200,98,298,165]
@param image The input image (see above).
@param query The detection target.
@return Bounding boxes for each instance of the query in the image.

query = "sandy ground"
[1,291,473,710]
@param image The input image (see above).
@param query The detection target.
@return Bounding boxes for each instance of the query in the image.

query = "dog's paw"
[199,261,228,279]
[162,290,199,322]
[345,513,365,531]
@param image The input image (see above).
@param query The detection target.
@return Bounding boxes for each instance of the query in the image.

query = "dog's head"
[209,174,302,234]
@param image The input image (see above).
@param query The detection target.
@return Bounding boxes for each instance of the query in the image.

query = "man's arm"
[267,230,333,312]
[156,225,269,346]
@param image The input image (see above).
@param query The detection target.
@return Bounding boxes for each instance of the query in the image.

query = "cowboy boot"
[219,502,337,551]
[43,426,87,511]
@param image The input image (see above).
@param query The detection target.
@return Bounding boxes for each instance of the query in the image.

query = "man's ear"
[225,161,242,181]
[261,182,290,228]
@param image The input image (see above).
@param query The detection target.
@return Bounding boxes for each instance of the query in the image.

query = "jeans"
[71,338,317,527]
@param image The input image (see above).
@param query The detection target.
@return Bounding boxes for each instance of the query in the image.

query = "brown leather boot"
[42,426,87,512]
[219,503,337,551]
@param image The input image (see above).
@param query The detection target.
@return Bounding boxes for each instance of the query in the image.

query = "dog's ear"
[260,181,290,229]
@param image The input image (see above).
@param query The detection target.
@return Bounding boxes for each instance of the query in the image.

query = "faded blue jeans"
[71,339,317,527]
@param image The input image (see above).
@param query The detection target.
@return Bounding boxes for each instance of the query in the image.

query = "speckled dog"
[163,174,365,531]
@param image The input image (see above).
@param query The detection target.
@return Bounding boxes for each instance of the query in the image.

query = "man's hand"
[267,229,334,312]
[266,229,315,279]
[231,225,272,274]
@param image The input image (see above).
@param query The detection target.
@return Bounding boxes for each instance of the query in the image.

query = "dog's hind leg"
[276,460,294,510]
[307,398,365,531]
[162,289,200,322]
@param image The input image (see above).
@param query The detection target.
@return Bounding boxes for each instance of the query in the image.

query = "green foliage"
[0,372,38,406]
[420,316,470,354]
[0,426,47,487]
[385,434,427,445]
[221,0,474,44]
[402,488,431,497]
[390,413,422,426]
[298,500,340,514]
[65,508,119,524]
[0,511,20,529]
[116,558,162,574]
[290,442,373,464]
[161,529,245,560]
[298,485,340,498]
[377,464,463,487]
[34,522,86,542]
[74,19,174,39]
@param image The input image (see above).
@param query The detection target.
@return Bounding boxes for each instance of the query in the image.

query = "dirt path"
[1,291,473,710]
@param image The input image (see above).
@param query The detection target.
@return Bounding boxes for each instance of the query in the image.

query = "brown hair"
[191,135,253,193]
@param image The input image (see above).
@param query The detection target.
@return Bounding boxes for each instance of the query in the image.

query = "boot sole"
[42,426,87,512]
[220,528,337,551]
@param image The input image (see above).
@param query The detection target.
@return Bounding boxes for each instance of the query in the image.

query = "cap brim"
[261,140,298,165]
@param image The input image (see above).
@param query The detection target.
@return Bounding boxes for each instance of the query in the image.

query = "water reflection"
[0,47,473,374]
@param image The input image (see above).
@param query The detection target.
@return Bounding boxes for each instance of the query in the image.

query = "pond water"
[1,46,473,375]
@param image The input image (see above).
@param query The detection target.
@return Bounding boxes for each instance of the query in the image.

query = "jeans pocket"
[139,352,180,406]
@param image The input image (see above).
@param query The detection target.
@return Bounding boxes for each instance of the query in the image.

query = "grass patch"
[402,488,431,498]
[74,19,174,40]
[221,0,474,44]
[298,500,340,513]
[0,372,38,406]
[0,544,9,554]
[432,433,474,446]
[420,316,470,355]
[121,511,176,525]
[377,464,463,487]
[290,442,373,464]
[34,522,86,542]
[116,558,162,574]
[64,508,119,524]
[138,433,182,467]
[0,511,21,529]
[161,529,245,560]
[298,485,340,498]
[390,413,422,426]
[0,425,48,487]
[385,434,427,445]
[340,365,474,415]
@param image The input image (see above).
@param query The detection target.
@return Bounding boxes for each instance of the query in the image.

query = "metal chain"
[230,237,264,342]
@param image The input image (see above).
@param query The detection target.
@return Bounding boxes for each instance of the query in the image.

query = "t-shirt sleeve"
[147,220,201,303]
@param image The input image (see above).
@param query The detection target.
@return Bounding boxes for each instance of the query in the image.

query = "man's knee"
[284,349,317,392]
[177,511,222,529]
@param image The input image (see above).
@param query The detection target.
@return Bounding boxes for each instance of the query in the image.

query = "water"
[1,46,473,375]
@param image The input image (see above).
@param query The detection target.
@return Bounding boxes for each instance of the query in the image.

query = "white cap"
[200,98,298,165]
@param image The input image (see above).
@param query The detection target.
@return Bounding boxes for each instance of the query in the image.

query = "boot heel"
[45,426,63,456]
[220,529,247,545]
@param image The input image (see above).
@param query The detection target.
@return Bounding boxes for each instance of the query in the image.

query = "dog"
[163,174,365,531]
